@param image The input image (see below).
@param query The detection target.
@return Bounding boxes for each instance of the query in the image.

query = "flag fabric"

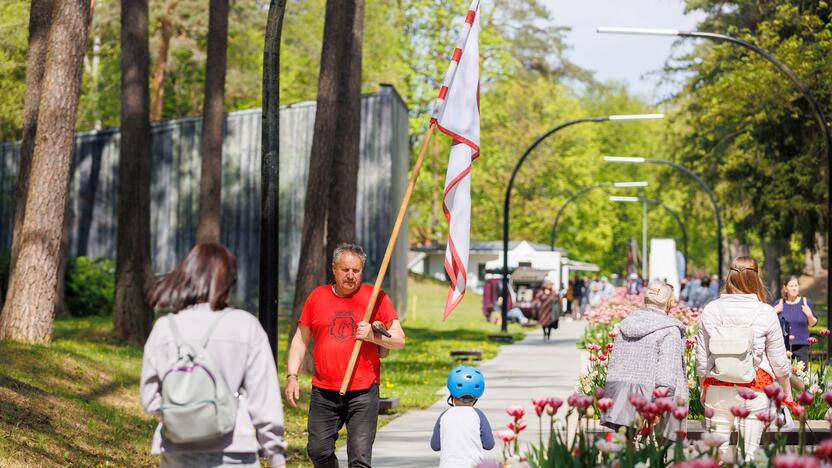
[431,0,480,320]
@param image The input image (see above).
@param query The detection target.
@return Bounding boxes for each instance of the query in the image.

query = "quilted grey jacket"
[601,305,688,438]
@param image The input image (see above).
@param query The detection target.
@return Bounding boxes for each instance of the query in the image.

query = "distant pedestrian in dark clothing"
[535,281,558,340]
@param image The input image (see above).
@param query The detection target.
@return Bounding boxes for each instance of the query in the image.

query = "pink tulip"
[597,398,613,412]
[822,391,832,406]
[764,384,783,399]
[815,438,832,460]
[608,331,617,338]
[653,387,671,398]
[704,407,715,419]
[685,338,696,348]
[771,454,821,468]
[673,458,719,468]
[808,337,818,345]
[820,329,830,337]
[496,429,516,443]
[506,405,525,418]
[606,343,614,350]
[568,393,581,407]
[789,335,796,342]
[672,406,689,421]
[797,391,815,405]
[736,388,758,400]
[730,406,751,418]
[595,387,606,399]
[547,397,563,413]
[756,412,774,425]
[628,394,647,410]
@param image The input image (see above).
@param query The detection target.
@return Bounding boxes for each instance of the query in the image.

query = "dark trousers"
[307,384,379,468]
[791,344,810,366]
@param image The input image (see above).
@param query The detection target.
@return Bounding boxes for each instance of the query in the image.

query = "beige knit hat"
[644,282,674,309]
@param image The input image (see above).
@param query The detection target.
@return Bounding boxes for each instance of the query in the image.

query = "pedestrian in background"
[773,275,817,365]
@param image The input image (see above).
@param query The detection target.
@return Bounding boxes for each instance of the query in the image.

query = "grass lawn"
[0,275,523,467]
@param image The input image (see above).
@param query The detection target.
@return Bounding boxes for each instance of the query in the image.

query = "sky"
[543,0,707,101]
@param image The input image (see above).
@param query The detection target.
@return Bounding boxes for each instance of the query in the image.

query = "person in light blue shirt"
[430,366,494,468]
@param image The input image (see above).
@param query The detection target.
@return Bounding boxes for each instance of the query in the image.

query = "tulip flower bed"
[576,289,832,422]
[493,386,832,467]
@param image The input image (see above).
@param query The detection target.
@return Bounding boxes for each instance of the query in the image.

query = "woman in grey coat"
[601,282,688,439]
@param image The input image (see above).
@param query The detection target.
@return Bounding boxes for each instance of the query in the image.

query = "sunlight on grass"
[0,275,523,467]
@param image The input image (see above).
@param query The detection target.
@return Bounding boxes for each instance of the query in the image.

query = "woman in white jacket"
[695,256,792,462]
[140,243,288,468]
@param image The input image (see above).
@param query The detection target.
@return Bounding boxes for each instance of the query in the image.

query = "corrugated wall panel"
[0,86,409,315]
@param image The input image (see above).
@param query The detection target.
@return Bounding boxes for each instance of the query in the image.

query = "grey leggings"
[160,452,259,468]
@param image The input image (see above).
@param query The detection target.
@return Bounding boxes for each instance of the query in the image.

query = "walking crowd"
[135,238,820,467]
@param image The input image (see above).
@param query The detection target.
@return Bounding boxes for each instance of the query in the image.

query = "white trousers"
[704,386,771,462]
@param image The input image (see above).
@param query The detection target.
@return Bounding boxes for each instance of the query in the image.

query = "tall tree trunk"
[196,0,229,244]
[763,237,784,300]
[7,0,53,282]
[149,2,177,122]
[260,0,287,358]
[115,0,154,345]
[0,0,91,343]
[324,0,364,282]
[292,0,365,331]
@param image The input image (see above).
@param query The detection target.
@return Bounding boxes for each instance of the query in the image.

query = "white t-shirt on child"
[430,406,495,468]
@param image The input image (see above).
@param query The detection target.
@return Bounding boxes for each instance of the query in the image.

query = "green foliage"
[0,0,28,141]
[669,0,832,266]
[65,257,116,317]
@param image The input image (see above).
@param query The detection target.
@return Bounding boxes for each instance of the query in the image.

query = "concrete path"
[336,319,588,467]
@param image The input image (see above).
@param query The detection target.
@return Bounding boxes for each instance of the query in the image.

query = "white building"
[409,240,597,294]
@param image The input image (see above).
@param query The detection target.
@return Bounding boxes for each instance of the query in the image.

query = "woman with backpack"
[140,243,287,468]
[695,256,792,461]
[773,275,817,365]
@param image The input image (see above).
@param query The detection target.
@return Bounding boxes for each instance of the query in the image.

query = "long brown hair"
[724,256,767,303]
[148,243,237,312]
[780,275,800,301]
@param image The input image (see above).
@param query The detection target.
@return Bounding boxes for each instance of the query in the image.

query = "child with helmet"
[430,366,495,467]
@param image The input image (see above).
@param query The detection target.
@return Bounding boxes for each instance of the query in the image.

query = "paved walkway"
[336,319,588,467]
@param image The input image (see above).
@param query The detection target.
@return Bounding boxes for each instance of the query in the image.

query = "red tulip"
[598,354,607,362]
[730,406,751,418]
[608,331,617,339]
[822,391,832,406]
[532,397,547,408]
[656,398,675,413]
[685,338,696,348]
[820,329,830,337]
[589,355,598,362]
[674,457,719,468]
[606,343,614,350]
[597,398,614,412]
[808,337,818,345]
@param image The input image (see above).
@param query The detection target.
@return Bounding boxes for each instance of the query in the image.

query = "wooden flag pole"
[339,122,437,395]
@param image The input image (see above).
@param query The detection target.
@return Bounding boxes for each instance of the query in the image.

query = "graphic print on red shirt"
[299,283,397,391]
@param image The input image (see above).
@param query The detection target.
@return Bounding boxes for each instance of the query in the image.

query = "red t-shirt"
[298,283,398,391]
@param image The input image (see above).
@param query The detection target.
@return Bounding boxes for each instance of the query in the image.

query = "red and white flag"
[431,0,480,320]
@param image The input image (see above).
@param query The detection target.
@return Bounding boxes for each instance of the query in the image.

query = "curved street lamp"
[549,181,648,250]
[598,25,832,359]
[604,155,721,282]
[500,114,664,334]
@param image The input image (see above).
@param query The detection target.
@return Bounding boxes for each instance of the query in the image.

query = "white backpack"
[707,302,761,383]
[160,311,238,444]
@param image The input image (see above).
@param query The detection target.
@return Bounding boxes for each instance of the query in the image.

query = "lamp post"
[550,181,649,251]
[610,196,649,279]
[500,114,664,335]
[598,25,832,359]
[605,155,722,282]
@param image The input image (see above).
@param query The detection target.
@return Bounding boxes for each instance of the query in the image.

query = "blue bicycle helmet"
[447,366,485,398]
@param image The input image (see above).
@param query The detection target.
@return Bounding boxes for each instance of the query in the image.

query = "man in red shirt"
[285,243,405,467]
